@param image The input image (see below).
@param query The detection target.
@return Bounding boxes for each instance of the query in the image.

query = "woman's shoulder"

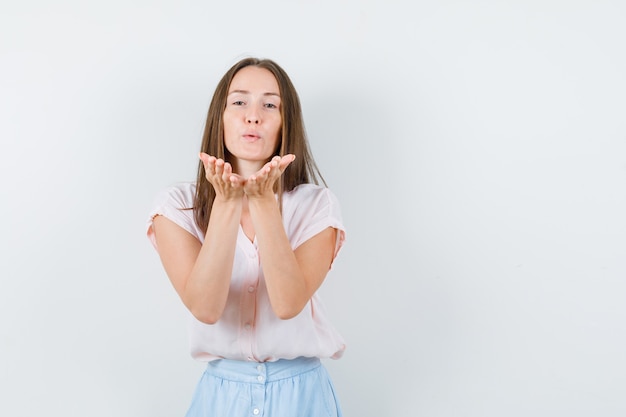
[285,183,334,202]
[283,183,342,212]
[281,183,345,246]
[154,181,196,208]
[147,181,200,247]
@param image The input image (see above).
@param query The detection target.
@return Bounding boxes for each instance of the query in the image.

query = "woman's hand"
[244,154,296,199]
[199,153,245,201]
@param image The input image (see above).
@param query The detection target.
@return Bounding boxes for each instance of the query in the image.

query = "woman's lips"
[243,132,261,142]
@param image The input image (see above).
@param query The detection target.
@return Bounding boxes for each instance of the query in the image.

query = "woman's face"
[223,66,282,170]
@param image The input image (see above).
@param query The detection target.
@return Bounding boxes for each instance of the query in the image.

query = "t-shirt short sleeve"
[283,185,346,261]
[146,182,200,250]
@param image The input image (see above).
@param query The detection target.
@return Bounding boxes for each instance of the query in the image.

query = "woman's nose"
[246,106,260,124]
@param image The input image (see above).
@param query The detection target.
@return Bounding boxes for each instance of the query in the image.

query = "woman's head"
[222,65,283,173]
[194,57,324,230]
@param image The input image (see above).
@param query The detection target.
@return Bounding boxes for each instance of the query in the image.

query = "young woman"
[147,57,346,416]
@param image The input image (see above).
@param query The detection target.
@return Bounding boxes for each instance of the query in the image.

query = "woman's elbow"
[273,303,306,320]
[189,306,222,325]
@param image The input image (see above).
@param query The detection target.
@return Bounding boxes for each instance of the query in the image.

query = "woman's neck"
[232,159,265,178]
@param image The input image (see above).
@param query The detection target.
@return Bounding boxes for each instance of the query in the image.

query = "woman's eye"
[264,103,277,109]
[232,100,245,106]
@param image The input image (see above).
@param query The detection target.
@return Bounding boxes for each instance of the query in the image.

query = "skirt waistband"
[205,356,321,384]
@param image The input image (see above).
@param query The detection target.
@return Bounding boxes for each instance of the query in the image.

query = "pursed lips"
[242,131,261,142]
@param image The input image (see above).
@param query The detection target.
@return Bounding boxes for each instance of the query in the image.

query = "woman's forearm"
[248,196,310,319]
[183,199,242,324]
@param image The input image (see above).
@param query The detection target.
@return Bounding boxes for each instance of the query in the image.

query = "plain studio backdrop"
[1,1,625,416]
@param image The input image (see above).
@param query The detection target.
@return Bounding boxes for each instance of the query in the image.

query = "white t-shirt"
[147,182,346,362]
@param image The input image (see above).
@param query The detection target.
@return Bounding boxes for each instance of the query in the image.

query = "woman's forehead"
[229,66,280,94]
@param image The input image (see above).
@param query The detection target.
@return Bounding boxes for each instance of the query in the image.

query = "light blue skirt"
[184,356,343,417]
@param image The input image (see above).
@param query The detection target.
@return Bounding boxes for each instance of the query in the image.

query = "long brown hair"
[193,57,325,232]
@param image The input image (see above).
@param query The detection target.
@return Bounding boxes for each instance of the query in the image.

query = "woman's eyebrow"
[228,90,280,98]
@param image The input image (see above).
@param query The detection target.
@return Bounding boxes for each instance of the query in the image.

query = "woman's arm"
[250,197,337,319]
[152,197,242,324]
[152,154,246,324]
[245,155,338,320]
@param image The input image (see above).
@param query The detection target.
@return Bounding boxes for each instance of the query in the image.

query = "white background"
[1,1,625,416]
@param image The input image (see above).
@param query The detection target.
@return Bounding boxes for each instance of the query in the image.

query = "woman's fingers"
[200,153,225,181]
[201,153,228,184]
[201,153,295,197]
[265,154,295,180]
[278,154,295,171]
[244,155,295,197]
[199,153,245,198]
[262,154,294,177]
